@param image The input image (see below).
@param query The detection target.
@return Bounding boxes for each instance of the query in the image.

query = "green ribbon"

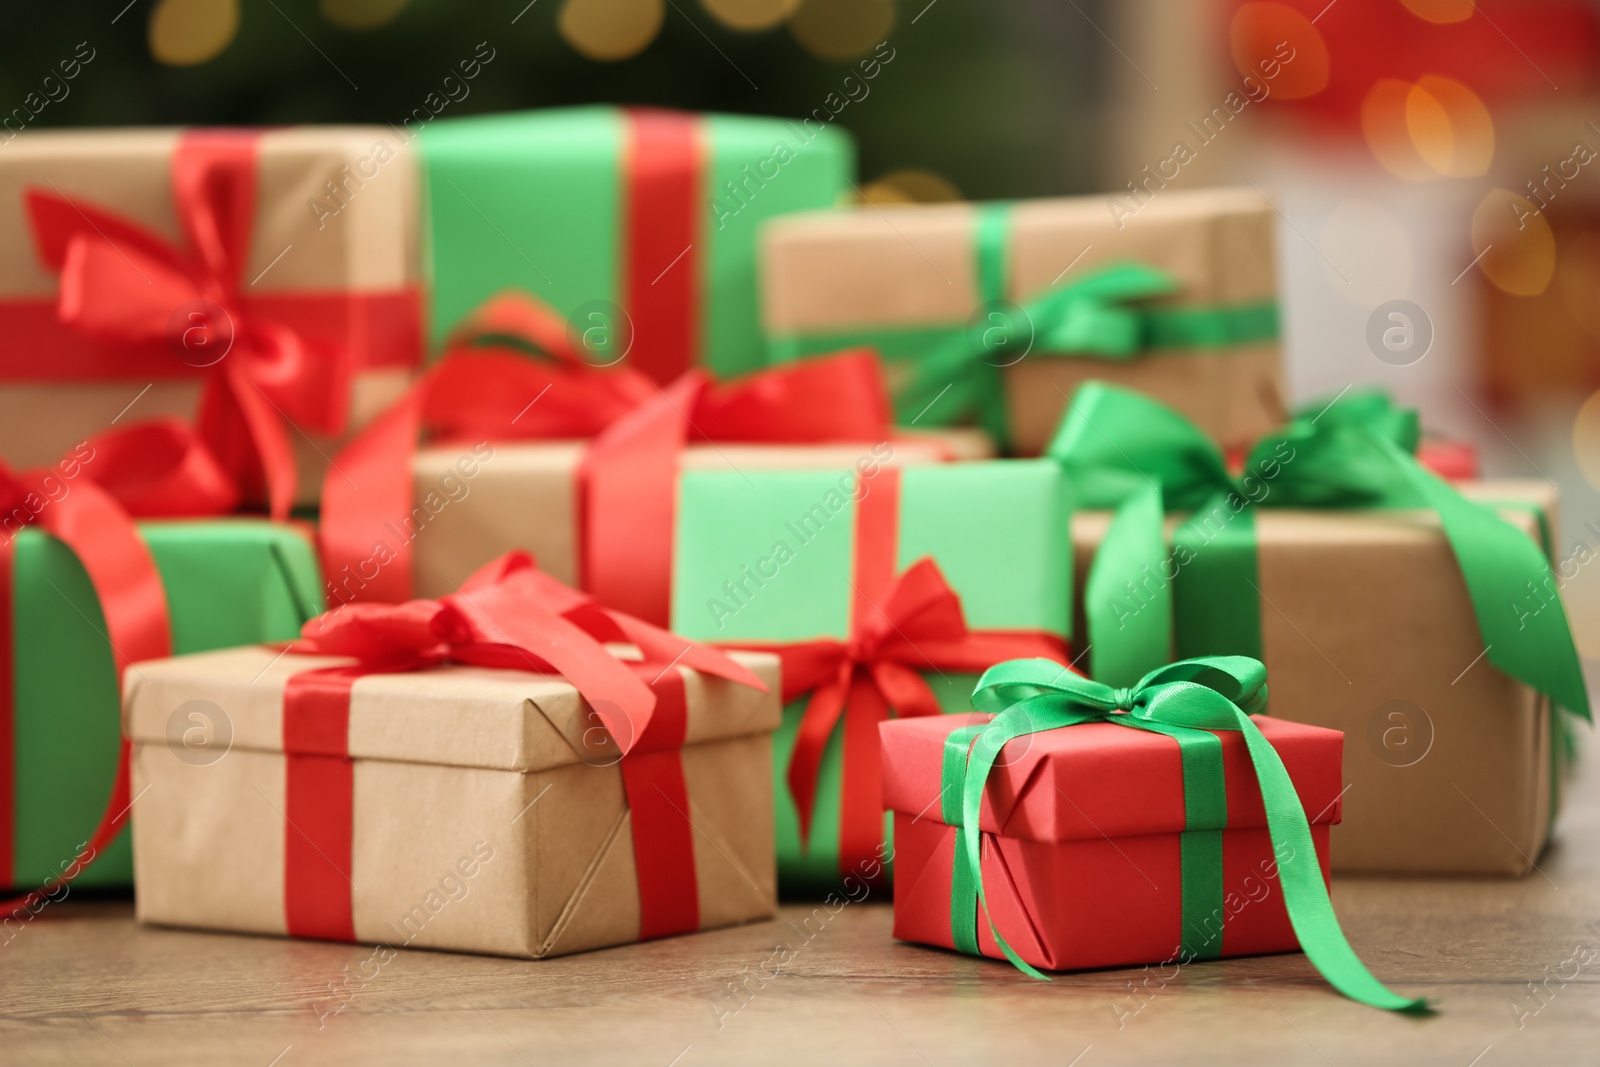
[767,203,1281,447]
[1050,382,1592,726]
[940,655,1426,1011]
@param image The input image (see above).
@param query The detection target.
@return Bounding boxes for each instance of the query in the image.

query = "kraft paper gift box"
[882,712,1341,972]
[3,519,322,891]
[1054,383,1587,875]
[668,460,1074,893]
[420,107,853,382]
[761,186,1284,454]
[0,127,422,510]
[123,563,781,958]
[407,431,994,602]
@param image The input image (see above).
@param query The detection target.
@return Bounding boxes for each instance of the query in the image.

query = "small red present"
[881,657,1422,1010]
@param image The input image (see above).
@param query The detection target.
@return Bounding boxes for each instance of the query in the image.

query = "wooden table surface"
[4,759,1599,1067]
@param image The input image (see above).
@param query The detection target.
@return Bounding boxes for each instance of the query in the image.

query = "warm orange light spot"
[1471,189,1556,296]
[788,0,894,61]
[1574,390,1600,492]
[1401,0,1474,24]
[559,0,664,60]
[149,0,239,66]
[1407,76,1494,177]
[858,170,962,207]
[701,0,800,31]
[321,0,407,29]
[1229,2,1329,101]
[1362,79,1435,181]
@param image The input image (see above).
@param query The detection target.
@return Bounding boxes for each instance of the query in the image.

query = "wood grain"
[4,754,1600,1066]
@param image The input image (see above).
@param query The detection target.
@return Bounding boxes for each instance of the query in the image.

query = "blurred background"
[5,0,1600,664]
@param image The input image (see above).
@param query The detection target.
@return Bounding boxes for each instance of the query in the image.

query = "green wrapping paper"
[420,107,853,379]
[8,520,324,889]
[670,460,1072,893]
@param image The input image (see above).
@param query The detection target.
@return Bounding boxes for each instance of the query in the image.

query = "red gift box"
[881,712,1344,972]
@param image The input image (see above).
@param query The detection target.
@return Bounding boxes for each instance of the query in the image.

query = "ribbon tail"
[200,363,299,521]
[838,672,893,878]
[1172,495,1264,663]
[1085,483,1172,686]
[788,676,849,847]
[1404,453,1592,722]
[319,376,428,604]
[1230,710,1427,1011]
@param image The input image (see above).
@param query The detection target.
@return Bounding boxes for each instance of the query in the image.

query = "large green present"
[4,520,323,891]
[421,107,853,381]
[670,459,1072,893]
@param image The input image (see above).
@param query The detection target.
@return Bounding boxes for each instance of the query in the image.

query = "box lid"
[124,645,779,773]
[880,712,1342,843]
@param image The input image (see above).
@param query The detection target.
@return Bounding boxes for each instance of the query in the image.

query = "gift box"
[883,713,1340,971]
[4,518,323,891]
[0,127,422,514]
[123,555,780,958]
[420,107,853,382]
[762,186,1283,453]
[669,460,1073,892]
[407,431,991,603]
[319,296,986,628]
[880,656,1421,1011]
[1055,383,1589,874]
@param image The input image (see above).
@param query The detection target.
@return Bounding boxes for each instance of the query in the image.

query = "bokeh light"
[1406,76,1493,178]
[701,0,801,32]
[559,0,664,61]
[1228,1,1329,101]
[1471,189,1556,296]
[148,0,240,66]
[1362,78,1436,181]
[1400,0,1474,24]
[788,0,893,62]
[321,0,408,30]
[858,169,962,206]
[1573,389,1600,492]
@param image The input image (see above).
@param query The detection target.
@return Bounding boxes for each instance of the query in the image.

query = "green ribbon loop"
[942,655,1426,1011]
[1049,381,1592,724]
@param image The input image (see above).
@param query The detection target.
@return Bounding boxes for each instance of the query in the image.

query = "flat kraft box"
[124,647,781,958]
[762,186,1284,454]
[1071,480,1562,875]
[404,431,992,601]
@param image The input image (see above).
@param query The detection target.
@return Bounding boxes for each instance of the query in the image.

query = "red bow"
[728,558,1070,874]
[25,131,353,520]
[321,290,893,624]
[295,550,766,752]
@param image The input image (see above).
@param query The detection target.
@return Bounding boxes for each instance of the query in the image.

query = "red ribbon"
[278,550,765,943]
[724,469,1071,878]
[320,290,892,625]
[16,129,421,520]
[0,438,175,898]
[624,109,700,385]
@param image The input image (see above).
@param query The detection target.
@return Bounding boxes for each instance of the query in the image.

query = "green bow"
[1048,381,1591,724]
[941,655,1426,1011]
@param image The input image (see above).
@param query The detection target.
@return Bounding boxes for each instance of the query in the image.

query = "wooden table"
[4,759,1599,1067]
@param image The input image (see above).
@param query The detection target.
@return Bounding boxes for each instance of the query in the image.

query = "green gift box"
[4,520,323,890]
[421,107,853,381]
[670,459,1072,893]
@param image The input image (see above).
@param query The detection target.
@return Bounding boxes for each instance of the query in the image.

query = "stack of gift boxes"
[0,107,1583,1010]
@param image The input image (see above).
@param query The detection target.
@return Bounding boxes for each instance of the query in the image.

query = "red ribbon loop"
[23,131,363,519]
[321,289,893,623]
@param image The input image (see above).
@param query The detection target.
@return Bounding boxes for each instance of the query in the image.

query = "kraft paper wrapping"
[1071,480,1561,875]
[761,186,1284,454]
[0,127,418,502]
[124,645,780,958]
[406,432,992,600]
